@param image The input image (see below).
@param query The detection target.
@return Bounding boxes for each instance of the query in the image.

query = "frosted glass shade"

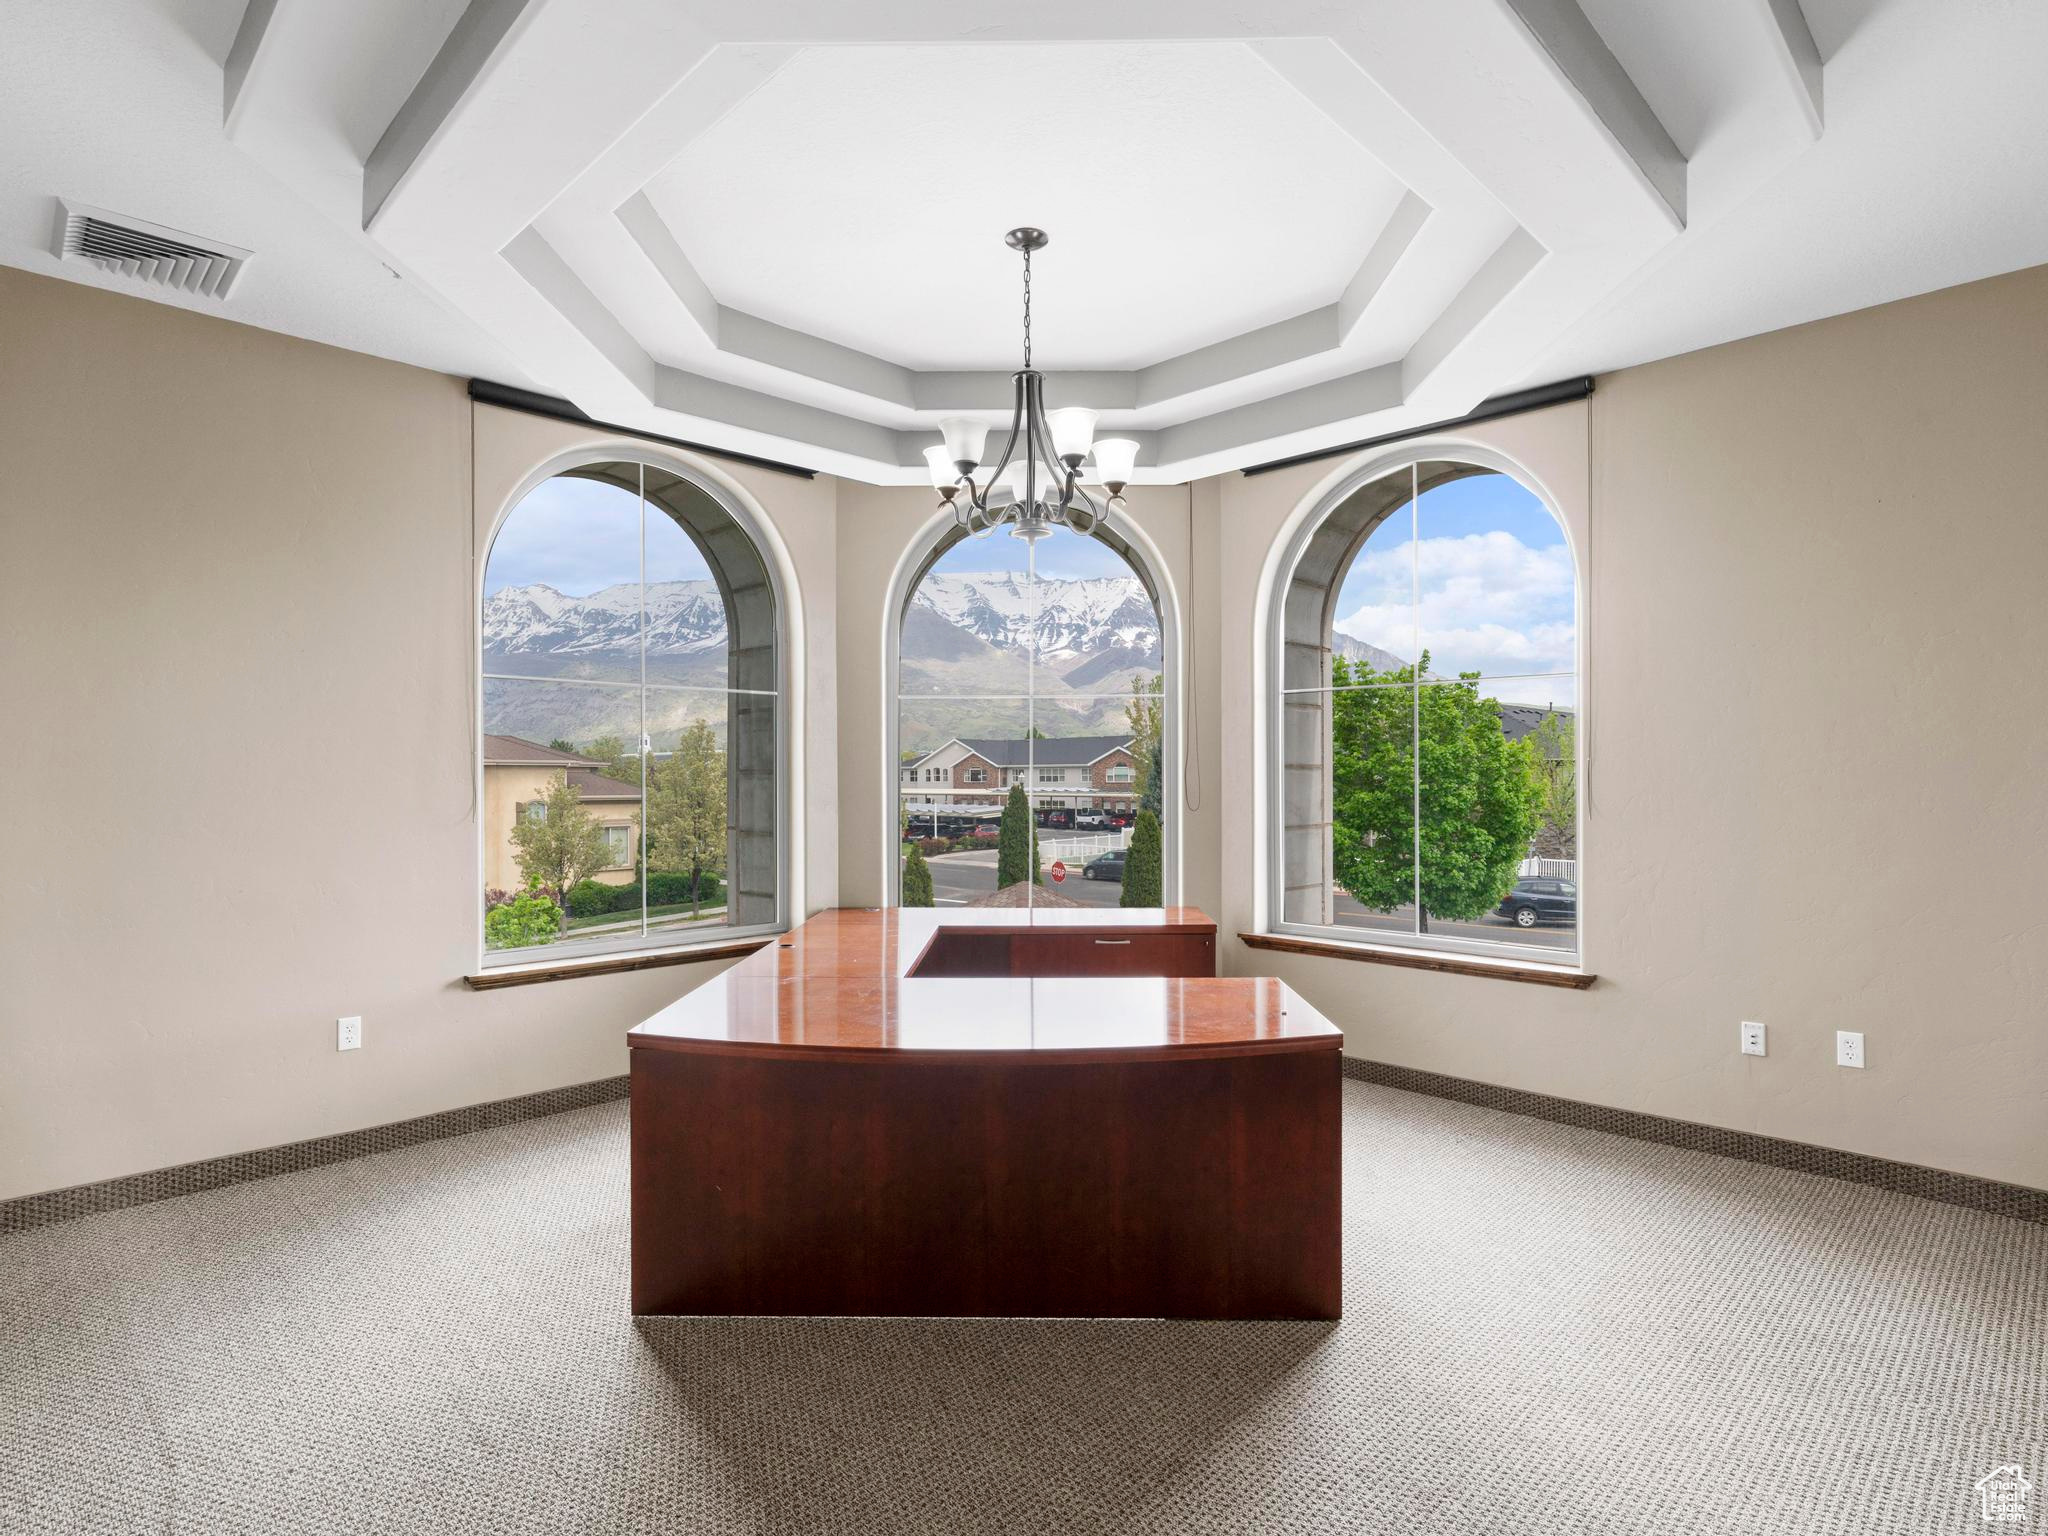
[1090,437,1139,487]
[938,417,989,467]
[922,445,957,489]
[988,461,1027,508]
[1047,407,1098,462]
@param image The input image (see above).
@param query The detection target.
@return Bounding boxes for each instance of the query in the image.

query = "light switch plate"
[337,1016,362,1052]
[1835,1029,1864,1069]
[1740,1021,1767,1057]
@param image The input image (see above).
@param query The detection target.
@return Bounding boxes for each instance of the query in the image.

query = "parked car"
[1075,810,1109,829]
[1107,814,1133,829]
[1035,808,1073,829]
[1497,878,1577,928]
[1083,849,1126,882]
[971,823,1000,837]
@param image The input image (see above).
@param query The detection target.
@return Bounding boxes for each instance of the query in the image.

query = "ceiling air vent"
[51,200,251,298]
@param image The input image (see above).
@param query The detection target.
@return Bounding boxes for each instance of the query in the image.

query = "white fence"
[1518,856,1577,880]
[1041,829,1132,865]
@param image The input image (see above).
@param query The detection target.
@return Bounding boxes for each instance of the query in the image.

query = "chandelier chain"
[1021,245,1032,369]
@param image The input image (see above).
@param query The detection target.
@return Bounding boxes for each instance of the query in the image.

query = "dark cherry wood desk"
[628,907,1342,1319]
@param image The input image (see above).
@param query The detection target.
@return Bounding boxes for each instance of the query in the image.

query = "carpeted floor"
[1,1080,2041,1536]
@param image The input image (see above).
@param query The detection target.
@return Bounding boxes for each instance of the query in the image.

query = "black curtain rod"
[467,379,819,480]
[1238,377,1594,477]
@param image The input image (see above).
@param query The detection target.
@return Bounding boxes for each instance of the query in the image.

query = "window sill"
[1237,931,1596,990]
[464,937,773,991]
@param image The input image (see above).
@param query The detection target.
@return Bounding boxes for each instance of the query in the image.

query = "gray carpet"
[1,1082,2041,1536]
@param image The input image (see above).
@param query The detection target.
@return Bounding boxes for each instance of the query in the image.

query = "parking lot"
[922,850,1577,949]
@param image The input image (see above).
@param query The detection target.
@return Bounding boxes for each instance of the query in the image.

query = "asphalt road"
[923,850,1577,950]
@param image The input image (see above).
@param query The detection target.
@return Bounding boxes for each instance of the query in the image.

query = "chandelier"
[923,228,1139,541]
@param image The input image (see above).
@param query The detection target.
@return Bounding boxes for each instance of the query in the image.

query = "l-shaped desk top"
[628,906,1343,1062]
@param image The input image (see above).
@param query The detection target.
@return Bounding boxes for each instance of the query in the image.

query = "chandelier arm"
[982,370,1028,511]
[1026,379,1072,509]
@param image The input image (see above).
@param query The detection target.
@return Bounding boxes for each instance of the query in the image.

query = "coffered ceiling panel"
[184,0,1842,478]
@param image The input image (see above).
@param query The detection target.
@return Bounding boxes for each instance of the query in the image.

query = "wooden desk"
[628,907,1342,1319]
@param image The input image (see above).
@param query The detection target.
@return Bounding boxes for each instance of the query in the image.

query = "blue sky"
[927,521,1139,582]
[1333,470,1577,700]
[484,475,713,597]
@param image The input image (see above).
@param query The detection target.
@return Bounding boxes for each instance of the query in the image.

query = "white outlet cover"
[1835,1029,1864,1068]
[1740,1021,1767,1057]
[337,1016,362,1052]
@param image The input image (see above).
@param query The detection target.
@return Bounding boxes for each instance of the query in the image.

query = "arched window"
[892,521,1173,909]
[1270,456,1578,960]
[479,458,783,964]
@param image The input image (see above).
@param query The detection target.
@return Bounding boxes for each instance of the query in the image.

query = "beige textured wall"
[1211,265,2048,1191]
[0,270,834,1202]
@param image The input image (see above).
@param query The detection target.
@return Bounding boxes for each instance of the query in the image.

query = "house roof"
[565,768,640,802]
[952,735,1134,769]
[483,734,600,769]
[1496,704,1574,748]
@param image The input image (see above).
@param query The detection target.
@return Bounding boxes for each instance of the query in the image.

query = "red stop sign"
[1049,861,1067,883]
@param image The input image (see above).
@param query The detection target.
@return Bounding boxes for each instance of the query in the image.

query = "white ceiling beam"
[1759,0,1824,137]
[364,0,538,230]
[1338,192,1432,343]
[1498,0,1686,227]
[221,0,281,137]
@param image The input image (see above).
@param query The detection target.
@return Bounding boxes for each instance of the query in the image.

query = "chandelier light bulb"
[1047,407,1098,465]
[938,417,989,470]
[1089,437,1139,491]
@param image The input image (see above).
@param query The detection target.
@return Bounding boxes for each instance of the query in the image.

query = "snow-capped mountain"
[484,580,730,662]
[908,573,1160,670]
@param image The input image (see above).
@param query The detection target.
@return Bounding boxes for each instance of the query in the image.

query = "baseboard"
[0,1076,630,1235]
[1341,1056,2047,1225]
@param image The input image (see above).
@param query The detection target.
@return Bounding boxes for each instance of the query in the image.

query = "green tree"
[1330,652,1541,928]
[1139,737,1164,820]
[586,732,643,790]
[995,784,1041,889]
[509,774,612,904]
[646,719,728,918]
[1125,674,1165,803]
[1121,809,1163,908]
[485,878,564,949]
[547,737,578,754]
[1527,710,1576,859]
[901,842,935,906]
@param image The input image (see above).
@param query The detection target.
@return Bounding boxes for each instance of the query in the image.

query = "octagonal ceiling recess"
[225,0,1828,483]
[653,43,1407,374]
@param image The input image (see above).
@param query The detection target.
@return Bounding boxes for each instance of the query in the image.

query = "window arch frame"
[474,443,795,970]
[1261,441,1585,967]
[881,506,1185,909]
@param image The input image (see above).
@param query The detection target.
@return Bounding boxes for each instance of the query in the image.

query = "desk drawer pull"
[1094,938,1133,946]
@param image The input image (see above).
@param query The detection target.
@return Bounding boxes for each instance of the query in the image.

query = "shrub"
[607,882,642,914]
[914,836,952,857]
[902,843,935,906]
[565,879,615,918]
[647,871,696,906]
[486,883,563,948]
[1121,811,1163,908]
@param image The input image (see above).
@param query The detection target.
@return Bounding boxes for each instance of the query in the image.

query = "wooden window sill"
[1237,931,1596,990]
[465,938,773,990]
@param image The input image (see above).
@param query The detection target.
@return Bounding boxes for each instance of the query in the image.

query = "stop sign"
[1049,860,1067,883]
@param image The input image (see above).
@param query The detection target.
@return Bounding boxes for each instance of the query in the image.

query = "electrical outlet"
[337,1016,362,1052]
[1835,1029,1864,1069]
[1740,1021,1767,1057]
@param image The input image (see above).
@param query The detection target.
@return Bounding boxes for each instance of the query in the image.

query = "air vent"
[51,200,251,298]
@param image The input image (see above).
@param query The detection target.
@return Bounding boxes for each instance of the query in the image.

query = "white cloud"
[1334,531,1575,680]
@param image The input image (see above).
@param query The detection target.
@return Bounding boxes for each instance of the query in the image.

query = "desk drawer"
[1013,932,1215,978]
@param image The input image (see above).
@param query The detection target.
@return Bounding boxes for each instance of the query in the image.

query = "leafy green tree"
[586,732,643,790]
[1126,674,1165,804]
[1140,737,1164,820]
[901,842,935,906]
[485,878,564,949]
[547,737,578,754]
[1121,809,1163,908]
[995,784,1041,889]
[510,774,612,903]
[646,719,727,918]
[1330,652,1542,927]
[1527,710,1576,859]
